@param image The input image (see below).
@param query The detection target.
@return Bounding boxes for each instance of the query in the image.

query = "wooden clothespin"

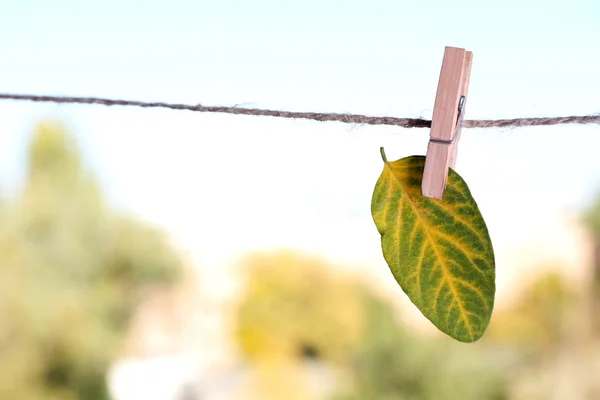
[422,46,473,199]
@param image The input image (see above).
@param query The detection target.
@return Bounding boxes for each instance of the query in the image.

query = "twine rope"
[1,93,599,129]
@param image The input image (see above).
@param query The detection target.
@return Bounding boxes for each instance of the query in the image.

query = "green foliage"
[584,192,600,237]
[333,294,507,400]
[584,191,600,334]
[0,121,182,400]
[234,251,507,400]
[371,149,495,342]
[487,271,581,351]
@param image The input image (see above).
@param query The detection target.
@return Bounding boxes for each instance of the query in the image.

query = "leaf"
[371,148,495,342]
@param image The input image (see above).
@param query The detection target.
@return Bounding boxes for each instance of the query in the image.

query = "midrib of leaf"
[383,161,475,339]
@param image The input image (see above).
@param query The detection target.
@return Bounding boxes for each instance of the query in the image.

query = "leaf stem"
[380,147,388,163]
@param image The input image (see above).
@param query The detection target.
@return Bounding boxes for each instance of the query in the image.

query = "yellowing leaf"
[371,149,495,342]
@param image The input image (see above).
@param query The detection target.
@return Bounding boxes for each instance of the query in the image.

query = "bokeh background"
[1,1,600,399]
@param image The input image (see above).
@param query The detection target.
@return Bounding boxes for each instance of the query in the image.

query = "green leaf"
[371,148,495,342]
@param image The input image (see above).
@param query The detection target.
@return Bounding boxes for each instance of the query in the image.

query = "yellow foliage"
[235,251,365,363]
[487,270,581,349]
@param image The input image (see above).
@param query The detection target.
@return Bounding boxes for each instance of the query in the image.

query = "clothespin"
[422,46,473,199]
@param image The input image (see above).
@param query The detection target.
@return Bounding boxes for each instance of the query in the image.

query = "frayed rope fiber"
[1,93,599,129]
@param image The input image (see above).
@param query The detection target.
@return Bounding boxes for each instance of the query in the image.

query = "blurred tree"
[585,192,600,264]
[234,251,507,400]
[487,271,581,352]
[487,270,598,399]
[584,193,600,333]
[235,251,364,364]
[0,121,182,400]
[235,252,366,400]
[332,293,508,400]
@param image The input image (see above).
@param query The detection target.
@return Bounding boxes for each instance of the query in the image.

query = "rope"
[1,93,598,129]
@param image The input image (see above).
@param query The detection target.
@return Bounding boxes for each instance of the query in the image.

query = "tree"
[234,251,507,400]
[235,251,365,364]
[487,271,581,352]
[584,193,600,333]
[0,121,182,400]
[234,252,369,400]
[332,291,508,400]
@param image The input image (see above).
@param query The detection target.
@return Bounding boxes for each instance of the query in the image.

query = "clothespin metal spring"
[428,96,466,146]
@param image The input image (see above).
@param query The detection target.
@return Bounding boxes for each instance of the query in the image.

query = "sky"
[0,0,599,303]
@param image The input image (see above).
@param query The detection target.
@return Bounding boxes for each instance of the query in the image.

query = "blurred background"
[1,1,600,399]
